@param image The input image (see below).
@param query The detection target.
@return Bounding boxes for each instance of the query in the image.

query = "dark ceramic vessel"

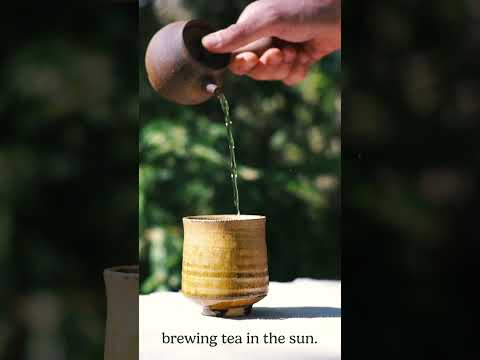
[145,20,231,105]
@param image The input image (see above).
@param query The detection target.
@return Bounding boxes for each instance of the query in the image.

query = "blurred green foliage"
[140,0,341,293]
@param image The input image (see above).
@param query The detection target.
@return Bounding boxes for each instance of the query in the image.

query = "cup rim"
[103,265,139,279]
[183,214,265,222]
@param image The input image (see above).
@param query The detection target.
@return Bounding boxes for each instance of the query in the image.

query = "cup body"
[182,215,268,317]
[104,265,138,360]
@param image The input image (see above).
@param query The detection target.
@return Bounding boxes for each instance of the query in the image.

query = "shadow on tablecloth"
[234,306,341,320]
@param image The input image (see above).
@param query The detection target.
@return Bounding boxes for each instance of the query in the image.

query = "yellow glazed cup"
[181,215,269,317]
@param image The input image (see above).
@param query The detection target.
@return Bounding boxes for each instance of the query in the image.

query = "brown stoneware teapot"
[145,20,231,105]
[145,19,281,105]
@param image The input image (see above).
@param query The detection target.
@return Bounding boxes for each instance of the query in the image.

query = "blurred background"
[343,0,479,358]
[139,0,341,293]
[0,4,137,360]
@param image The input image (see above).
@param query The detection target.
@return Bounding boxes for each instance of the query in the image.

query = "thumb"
[202,20,272,53]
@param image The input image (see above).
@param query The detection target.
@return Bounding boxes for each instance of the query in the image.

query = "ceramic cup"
[103,265,138,360]
[181,215,269,317]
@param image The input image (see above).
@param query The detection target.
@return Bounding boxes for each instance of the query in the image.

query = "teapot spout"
[205,83,222,96]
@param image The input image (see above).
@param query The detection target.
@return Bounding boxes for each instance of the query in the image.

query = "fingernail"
[202,33,220,49]
[235,55,252,72]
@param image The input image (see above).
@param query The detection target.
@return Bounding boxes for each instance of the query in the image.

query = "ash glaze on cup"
[182,215,269,317]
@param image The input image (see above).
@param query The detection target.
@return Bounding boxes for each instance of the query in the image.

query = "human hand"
[202,0,341,86]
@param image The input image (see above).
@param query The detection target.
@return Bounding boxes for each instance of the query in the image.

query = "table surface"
[140,278,341,360]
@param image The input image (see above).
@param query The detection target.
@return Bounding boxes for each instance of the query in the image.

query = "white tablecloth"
[140,278,341,360]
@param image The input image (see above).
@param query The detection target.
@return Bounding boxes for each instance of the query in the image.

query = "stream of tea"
[217,93,240,215]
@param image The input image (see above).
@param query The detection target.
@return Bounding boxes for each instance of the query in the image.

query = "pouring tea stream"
[144,19,282,316]
[145,20,248,214]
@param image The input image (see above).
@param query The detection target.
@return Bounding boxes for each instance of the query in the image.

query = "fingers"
[202,20,272,53]
[229,52,259,75]
[248,63,292,81]
[259,48,283,65]
[233,37,275,56]
[304,38,340,61]
[229,46,313,86]
[202,0,280,53]
[282,56,310,86]
[298,51,311,65]
[247,48,291,80]
[282,46,296,64]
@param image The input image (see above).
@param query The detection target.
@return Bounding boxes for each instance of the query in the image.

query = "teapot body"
[145,20,230,105]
